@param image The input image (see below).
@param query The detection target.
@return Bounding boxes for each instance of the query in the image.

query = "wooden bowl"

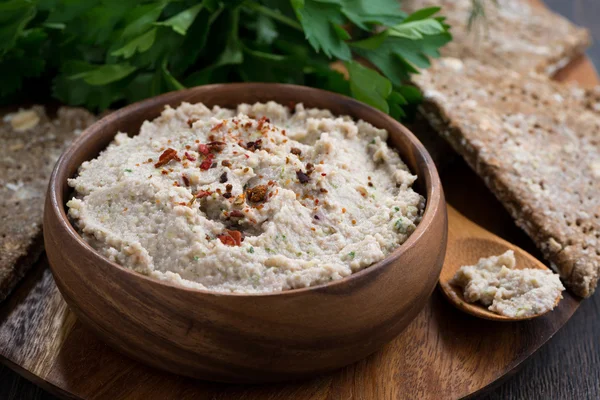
[43,84,447,383]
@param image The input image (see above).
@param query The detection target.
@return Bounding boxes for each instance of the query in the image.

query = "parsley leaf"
[0,28,46,97]
[0,0,36,55]
[340,0,406,29]
[352,8,451,87]
[111,28,157,58]
[346,60,391,113]
[0,0,451,118]
[291,0,351,60]
[155,3,204,35]
[70,63,137,85]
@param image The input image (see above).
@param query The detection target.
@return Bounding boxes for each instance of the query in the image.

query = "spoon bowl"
[440,206,562,321]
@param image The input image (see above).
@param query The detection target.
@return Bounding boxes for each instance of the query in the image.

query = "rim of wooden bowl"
[46,83,444,298]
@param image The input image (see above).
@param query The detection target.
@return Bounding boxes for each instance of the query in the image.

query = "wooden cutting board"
[1,20,598,400]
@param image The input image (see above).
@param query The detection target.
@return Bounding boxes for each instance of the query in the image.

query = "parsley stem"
[246,2,303,32]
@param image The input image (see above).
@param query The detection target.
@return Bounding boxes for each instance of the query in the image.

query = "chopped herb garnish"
[370,139,376,144]
[394,206,400,212]
[348,251,356,259]
[395,217,415,234]
[124,169,133,172]
[193,256,200,261]
[266,247,274,254]
[247,246,255,253]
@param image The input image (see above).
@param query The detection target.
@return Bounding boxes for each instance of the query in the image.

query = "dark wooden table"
[2,1,599,399]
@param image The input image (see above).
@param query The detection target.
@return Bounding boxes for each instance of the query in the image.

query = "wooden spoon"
[440,205,562,321]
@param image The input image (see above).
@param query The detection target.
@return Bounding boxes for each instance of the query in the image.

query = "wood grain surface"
[1,1,599,399]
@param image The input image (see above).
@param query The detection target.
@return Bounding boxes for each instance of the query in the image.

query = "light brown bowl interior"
[44,83,447,382]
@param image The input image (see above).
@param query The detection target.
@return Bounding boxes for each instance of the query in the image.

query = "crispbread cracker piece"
[0,107,95,301]
[402,0,590,76]
[412,58,600,297]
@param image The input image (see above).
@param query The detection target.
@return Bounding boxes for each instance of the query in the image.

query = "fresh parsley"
[0,0,451,119]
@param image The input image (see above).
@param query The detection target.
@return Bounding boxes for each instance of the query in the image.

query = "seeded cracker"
[412,58,600,297]
[0,107,96,301]
[402,0,590,76]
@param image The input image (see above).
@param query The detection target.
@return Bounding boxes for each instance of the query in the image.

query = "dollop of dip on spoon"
[450,250,564,318]
[440,206,564,321]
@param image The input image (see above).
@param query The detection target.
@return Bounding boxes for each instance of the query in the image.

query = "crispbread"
[412,58,600,297]
[402,0,590,76]
[0,107,95,301]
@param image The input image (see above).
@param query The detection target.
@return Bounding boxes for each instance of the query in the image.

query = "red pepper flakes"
[221,160,232,167]
[296,170,310,184]
[223,192,232,199]
[185,145,191,150]
[199,154,214,170]
[218,230,242,246]
[182,176,190,186]
[178,202,187,206]
[352,220,357,225]
[320,188,328,193]
[195,190,212,198]
[246,185,268,202]
[342,208,346,213]
[246,139,262,151]
[290,147,302,156]
[229,210,244,218]
[154,148,181,168]
[198,144,210,155]
[321,173,327,176]
[184,152,196,161]
[147,158,153,163]
[161,170,168,175]
[208,141,226,152]
[314,199,319,205]
[173,181,180,187]
[187,118,198,128]
[210,121,225,132]
[257,116,270,131]
[244,154,249,159]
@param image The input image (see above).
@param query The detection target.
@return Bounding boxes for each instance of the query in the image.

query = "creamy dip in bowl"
[66,101,425,293]
[44,83,446,382]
